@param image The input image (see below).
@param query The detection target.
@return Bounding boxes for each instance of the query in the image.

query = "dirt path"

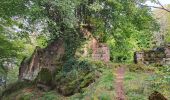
[115,67,125,100]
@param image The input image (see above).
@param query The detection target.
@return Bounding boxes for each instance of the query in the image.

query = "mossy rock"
[56,71,96,96]
[36,68,53,85]
[149,91,167,100]
[80,72,94,88]
[58,83,78,96]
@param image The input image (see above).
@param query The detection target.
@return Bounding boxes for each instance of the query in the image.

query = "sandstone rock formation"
[19,38,65,81]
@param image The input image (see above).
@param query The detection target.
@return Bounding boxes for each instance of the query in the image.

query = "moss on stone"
[80,73,94,88]
[36,68,52,85]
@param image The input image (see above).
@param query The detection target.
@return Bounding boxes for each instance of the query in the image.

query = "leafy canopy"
[0,0,159,63]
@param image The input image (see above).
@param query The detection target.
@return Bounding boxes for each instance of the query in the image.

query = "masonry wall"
[92,44,110,62]
[134,45,170,65]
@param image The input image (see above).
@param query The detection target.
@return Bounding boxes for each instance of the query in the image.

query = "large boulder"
[19,38,65,81]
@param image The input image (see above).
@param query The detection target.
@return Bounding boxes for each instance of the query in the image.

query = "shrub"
[126,64,155,72]
[41,91,58,100]
[19,93,33,100]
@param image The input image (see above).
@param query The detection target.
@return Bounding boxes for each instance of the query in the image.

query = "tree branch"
[136,0,170,13]
[138,4,170,13]
[145,5,170,12]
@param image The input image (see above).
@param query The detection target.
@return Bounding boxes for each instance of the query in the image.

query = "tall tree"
[0,0,159,63]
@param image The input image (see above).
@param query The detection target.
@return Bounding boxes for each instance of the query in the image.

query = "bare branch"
[136,0,170,13]
[156,0,170,12]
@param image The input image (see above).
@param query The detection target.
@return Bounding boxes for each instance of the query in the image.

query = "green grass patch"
[124,69,170,100]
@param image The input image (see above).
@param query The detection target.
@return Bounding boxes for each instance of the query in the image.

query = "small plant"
[41,92,58,100]
[19,93,33,100]
[99,93,111,100]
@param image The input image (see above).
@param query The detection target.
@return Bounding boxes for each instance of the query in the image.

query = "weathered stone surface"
[79,28,110,62]
[56,72,95,96]
[19,38,65,81]
[36,68,53,85]
[92,43,110,62]
[82,38,110,62]
[149,91,167,100]
[134,44,170,65]
[134,51,144,64]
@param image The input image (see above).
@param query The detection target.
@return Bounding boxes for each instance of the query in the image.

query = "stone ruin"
[79,28,110,62]
[82,38,110,62]
[92,43,110,62]
[134,44,170,65]
[19,28,110,82]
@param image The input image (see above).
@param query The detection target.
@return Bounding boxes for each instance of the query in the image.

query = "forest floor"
[1,62,170,100]
[115,67,125,100]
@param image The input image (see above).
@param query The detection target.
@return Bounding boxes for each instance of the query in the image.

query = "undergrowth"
[1,59,115,100]
[124,64,170,100]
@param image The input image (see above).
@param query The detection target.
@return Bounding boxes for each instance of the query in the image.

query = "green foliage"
[0,0,26,18]
[19,93,33,100]
[147,65,170,97]
[41,91,58,100]
[55,58,99,96]
[0,0,168,99]
[36,35,48,48]
[126,64,155,72]
[0,66,6,76]
[62,58,92,73]
[75,62,115,100]
[124,65,170,99]
[97,69,114,90]
[6,67,19,84]
[125,72,153,100]
[0,32,25,77]
[79,67,115,100]
[99,93,111,100]
[87,0,158,62]
[0,34,22,59]
[1,0,159,63]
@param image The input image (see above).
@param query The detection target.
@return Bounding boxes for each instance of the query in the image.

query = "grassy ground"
[1,62,170,100]
[1,60,116,100]
[124,65,170,100]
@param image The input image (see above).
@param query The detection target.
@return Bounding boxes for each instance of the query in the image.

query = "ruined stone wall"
[82,38,110,62]
[134,45,170,65]
[134,52,144,64]
[80,28,110,62]
[92,43,110,62]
